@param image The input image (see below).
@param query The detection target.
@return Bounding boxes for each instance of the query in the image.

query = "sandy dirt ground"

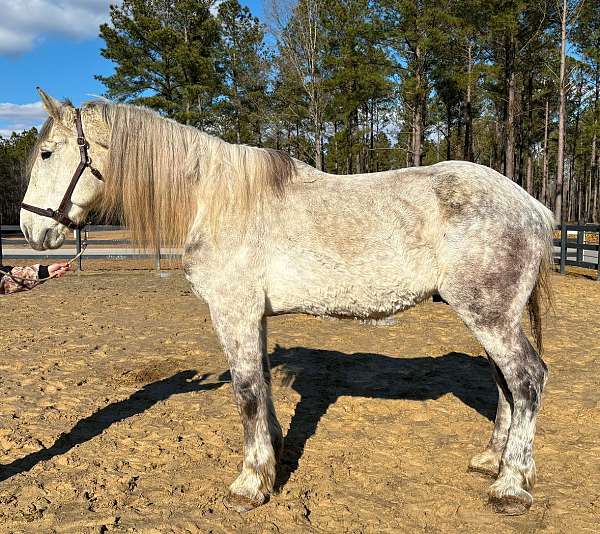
[0,268,599,533]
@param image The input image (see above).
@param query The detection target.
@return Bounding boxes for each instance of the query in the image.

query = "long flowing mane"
[86,101,295,248]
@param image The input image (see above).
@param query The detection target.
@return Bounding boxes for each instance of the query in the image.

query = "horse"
[19,88,554,516]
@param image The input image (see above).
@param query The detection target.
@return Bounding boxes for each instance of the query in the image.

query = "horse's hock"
[0,269,598,532]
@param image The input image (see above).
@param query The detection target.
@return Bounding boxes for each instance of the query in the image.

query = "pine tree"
[573,0,600,221]
[272,0,330,169]
[270,52,312,159]
[321,0,392,174]
[382,0,447,167]
[217,0,270,145]
[0,128,38,224]
[97,0,221,126]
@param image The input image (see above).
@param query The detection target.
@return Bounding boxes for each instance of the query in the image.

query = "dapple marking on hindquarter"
[20,88,555,516]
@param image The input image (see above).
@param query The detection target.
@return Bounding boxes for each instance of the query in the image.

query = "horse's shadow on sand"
[0,347,497,488]
[269,347,496,490]
[0,371,224,483]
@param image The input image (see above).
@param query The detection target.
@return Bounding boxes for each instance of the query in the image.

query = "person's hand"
[48,262,69,278]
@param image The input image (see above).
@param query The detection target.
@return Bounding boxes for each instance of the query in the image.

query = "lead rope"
[0,239,88,289]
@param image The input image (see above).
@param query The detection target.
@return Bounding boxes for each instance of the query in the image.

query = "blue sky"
[0,0,266,137]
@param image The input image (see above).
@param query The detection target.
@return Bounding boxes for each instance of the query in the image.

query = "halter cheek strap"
[21,108,104,230]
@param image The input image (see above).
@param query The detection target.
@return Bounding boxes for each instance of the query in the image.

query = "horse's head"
[21,88,109,250]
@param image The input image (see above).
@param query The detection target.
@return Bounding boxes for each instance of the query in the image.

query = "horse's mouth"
[28,227,66,251]
[44,229,66,250]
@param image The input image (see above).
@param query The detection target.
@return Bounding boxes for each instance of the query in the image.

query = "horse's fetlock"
[468,448,502,478]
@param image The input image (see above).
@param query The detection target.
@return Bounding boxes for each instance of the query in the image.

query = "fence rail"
[552,223,600,280]
[0,224,172,271]
[2,222,600,278]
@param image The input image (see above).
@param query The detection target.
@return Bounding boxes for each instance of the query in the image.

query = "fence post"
[75,228,82,272]
[155,247,161,272]
[576,226,584,264]
[560,223,567,275]
[0,215,3,266]
[154,228,161,273]
[597,228,600,282]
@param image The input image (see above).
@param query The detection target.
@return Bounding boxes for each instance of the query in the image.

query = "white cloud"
[0,102,47,136]
[0,102,47,121]
[0,124,42,137]
[0,0,117,55]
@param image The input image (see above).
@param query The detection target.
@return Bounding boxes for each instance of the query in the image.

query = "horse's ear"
[37,87,75,126]
[37,87,62,118]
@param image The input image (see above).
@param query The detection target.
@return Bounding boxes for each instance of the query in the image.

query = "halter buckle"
[77,137,87,147]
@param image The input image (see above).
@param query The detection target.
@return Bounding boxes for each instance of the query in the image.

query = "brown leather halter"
[21,108,104,230]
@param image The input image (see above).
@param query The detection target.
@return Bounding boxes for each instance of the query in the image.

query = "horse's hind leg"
[209,303,283,512]
[457,318,547,514]
[468,357,512,477]
[440,251,548,514]
[484,330,547,514]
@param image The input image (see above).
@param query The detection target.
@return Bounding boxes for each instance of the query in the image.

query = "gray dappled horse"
[20,89,554,515]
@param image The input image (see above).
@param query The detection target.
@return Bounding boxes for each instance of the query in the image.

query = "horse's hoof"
[489,494,532,516]
[223,492,264,513]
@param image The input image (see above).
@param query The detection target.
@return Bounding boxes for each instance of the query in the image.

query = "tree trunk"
[463,41,473,161]
[493,118,501,171]
[584,160,590,220]
[412,45,424,167]
[505,35,516,180]
[542,98,550,206]
[347,112,353,174]
[314,119,322,170]
[505,70,516,179]
[446,102,452,161]
[592,130,598,221]
[523,73,534,191]
[406,128,412,168]
[334,120,339,174]
[555,0,568,223]
[569,73,584,221]
[412,97,423,166]
[369,100,374,172]
[592,161,600,222]
[591,65,599,221]
[526,155,533,196]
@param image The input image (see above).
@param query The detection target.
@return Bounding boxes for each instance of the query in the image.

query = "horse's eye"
[41,150,52,160]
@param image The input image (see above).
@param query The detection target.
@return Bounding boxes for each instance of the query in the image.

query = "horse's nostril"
[23,226,31,243]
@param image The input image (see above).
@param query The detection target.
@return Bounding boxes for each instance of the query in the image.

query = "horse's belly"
[266,265,435,318]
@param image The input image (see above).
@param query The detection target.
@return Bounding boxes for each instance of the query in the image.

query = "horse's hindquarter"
[265,167,441,318]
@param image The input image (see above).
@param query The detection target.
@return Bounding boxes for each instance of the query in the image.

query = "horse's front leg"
[211,305,283,512]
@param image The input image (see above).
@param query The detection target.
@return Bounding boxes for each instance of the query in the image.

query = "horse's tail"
[527,202,555,356]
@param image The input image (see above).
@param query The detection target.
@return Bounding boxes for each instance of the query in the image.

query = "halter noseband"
[21,108,104,230]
